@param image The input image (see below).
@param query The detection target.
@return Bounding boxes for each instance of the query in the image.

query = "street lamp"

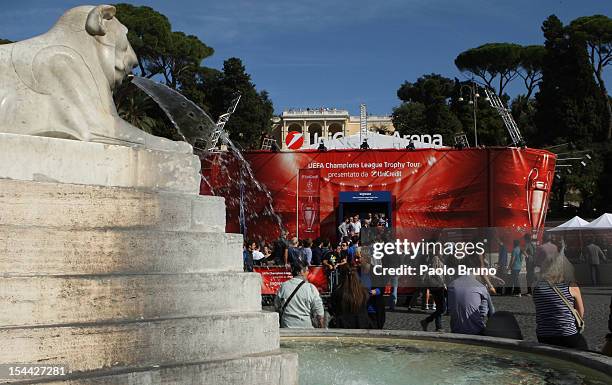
[458,80,490,147]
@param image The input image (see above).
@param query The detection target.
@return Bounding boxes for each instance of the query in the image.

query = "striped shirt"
[533,281,577,337]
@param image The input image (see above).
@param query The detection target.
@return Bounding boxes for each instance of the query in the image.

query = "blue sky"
[1,0,610,115]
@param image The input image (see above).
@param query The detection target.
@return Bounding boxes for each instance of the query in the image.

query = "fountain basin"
[281,329,612,385]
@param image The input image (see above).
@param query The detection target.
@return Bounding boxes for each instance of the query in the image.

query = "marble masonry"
[0,4,296,384]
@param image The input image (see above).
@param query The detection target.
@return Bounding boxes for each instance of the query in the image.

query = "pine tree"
[535,15,608,216]
[207,58,274,149]
[392,74,462,144]
[534,15,607,146]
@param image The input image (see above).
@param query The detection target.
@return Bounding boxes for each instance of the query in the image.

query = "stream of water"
[130,76,285,236]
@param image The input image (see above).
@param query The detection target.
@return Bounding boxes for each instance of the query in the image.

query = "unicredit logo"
[286,131,304,150]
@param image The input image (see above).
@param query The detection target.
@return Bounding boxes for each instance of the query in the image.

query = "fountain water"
[131,76,286,237]
[282,331,612,385]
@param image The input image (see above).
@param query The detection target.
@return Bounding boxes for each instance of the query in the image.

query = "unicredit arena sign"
[200,147,556,241]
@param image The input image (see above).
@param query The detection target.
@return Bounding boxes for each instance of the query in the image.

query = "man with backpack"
[287,237,306,270]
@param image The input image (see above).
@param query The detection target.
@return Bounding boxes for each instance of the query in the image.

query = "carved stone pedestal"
[0,134,297,384]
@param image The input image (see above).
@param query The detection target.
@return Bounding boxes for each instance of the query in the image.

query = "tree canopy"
[392,74,462,143]
[112,4,273,149]
[203,58,274,149]
[532,15,610,216]
[534,15,607,145]
[518,45,546,99]
[114,3,213,89]
[0,39,12,45]
[401,14,612,217]
[569,14,612,139]
[392,74,509,146]
[455,43,522,97]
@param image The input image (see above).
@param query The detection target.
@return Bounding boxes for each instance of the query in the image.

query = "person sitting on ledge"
[447,254,495,335]
[532,251,587,351]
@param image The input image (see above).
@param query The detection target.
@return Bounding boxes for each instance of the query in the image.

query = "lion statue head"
[0,5,191,153]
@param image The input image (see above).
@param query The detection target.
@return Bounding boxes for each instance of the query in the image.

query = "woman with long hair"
[533,251,587,350]
[329,265,372,329]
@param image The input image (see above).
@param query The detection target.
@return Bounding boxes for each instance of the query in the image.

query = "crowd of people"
[243,224,611,356]
[495,234,608,295]
[242,212,390,271]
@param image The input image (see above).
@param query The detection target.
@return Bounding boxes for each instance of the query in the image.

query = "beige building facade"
[271,108,395,148]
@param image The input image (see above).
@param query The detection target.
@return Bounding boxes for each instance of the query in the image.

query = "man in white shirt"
[352,215,362,235]
[251,241,265,265]
[338,217,349,238]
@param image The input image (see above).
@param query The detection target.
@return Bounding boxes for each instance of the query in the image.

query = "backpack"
[288,247,305,268]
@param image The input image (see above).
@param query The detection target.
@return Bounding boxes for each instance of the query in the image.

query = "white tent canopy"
[583,213,612,229]
[307,133,444,150]
[547,216,589,232]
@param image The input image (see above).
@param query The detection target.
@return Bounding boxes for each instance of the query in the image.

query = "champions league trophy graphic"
[301,196,317,232]
[527,167,552,235]
[299,173,320,234]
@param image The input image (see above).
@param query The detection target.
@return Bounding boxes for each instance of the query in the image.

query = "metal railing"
[282,108,349,116]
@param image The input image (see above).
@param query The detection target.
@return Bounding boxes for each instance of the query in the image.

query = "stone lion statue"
[0,5,191,153]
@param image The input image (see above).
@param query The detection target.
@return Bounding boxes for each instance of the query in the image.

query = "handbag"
[546,281,585,333]
[278,280,306,326]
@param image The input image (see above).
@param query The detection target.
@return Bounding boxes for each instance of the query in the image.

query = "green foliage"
[397,74,455,105]
[534,15,607,146]
[113,4,172,77]
[549,142,605,218]
[450,87,508,147]
[392,102,427,135]
[569,15,612,69]
[455,43,523,96]
[408,15,609,216]
[114,3,213,88]
[393,74,462,143]
[593,142,612,213]
[569,15,612,139]
[393,74,508,146]
[518,45,545,99]
[112,4,273,149]
[204,58,274,149]
[152,31,213,89]
[511,95,537,144]
[455,43,544,100]
[0,38,11,44]
[178,66,223,116]
[532,15,610,218]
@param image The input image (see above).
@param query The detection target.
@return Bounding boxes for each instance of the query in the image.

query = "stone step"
[0,272,262,327]
[0,133,201,194]
[7,351,298,385]
[0,179,226,232]
[0,226,243,275]
[0,312,279,374]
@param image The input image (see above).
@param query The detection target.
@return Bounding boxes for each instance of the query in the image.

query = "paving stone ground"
[384,287,612,352]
